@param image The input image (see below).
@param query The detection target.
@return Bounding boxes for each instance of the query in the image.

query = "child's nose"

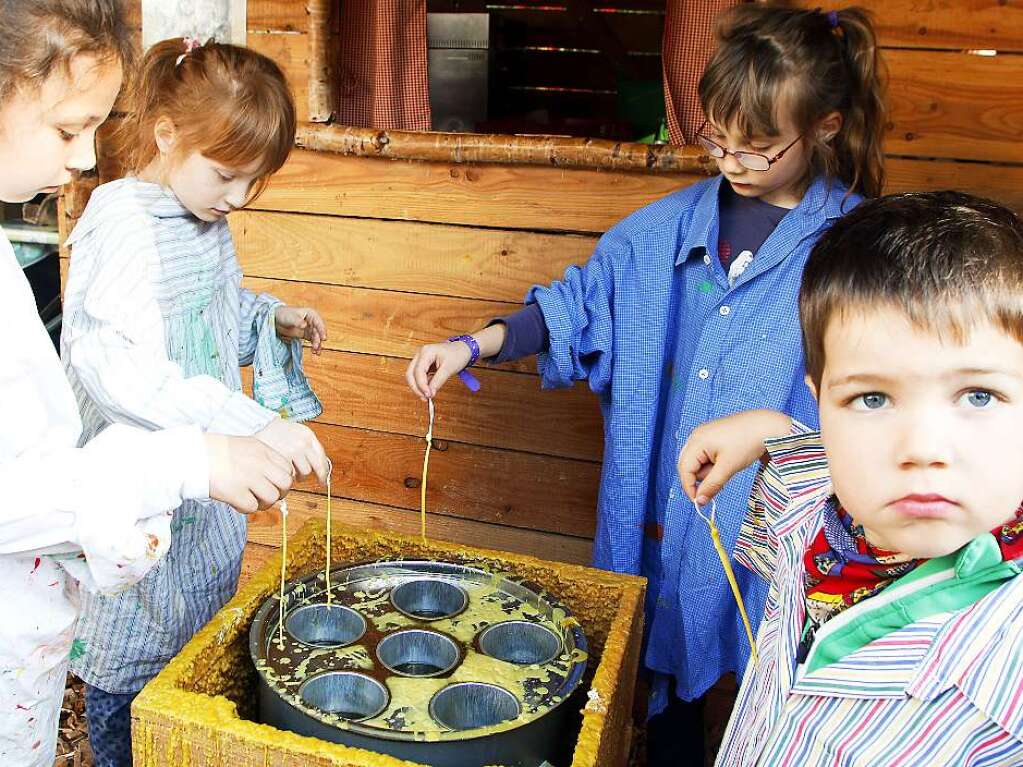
[67,135,97,174]
[719,152,745,176]
[894,413,953,469]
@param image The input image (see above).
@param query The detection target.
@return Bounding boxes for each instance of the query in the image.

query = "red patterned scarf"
[801,502,1023,654]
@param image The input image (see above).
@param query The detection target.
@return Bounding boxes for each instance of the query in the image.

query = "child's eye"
[850,392,888,411]
[959,389,996,409]
[58,129,76,141]
[216,170,233,181]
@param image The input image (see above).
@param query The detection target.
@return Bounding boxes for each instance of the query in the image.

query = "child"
[0,3,302,765]
[680,191,1023,766]
[59,38,329,766]
[406,5,884,759]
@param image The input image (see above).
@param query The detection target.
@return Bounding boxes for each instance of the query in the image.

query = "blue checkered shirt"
[528,174,861,699]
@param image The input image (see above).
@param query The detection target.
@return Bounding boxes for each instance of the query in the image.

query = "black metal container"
[249,561,588,767]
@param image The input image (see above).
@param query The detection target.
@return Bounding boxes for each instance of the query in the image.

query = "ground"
[54,676,92,767]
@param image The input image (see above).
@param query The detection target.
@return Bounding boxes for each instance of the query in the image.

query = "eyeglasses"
[695,124,802,172]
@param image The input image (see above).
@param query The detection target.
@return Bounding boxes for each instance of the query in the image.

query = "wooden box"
[131,520,646,767]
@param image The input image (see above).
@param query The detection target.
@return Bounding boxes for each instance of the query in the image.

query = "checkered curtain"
[662,0,742,145]
[337,0,432,131]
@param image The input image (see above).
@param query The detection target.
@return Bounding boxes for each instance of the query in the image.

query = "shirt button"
[697,368,710,380]
[703,254,711,265]
[719,305,731,316]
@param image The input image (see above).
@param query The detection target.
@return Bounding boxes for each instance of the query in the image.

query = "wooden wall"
[65,1,1023,584]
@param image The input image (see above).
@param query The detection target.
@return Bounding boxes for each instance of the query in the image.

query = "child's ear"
[817,110,843,144]
[153,116,178,156]
[805,374,820,402]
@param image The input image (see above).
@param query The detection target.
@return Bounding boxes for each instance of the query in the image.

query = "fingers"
[692,463,731,506]
[677,443,711,502]
[307,439,330,486]
[427,359,460,399]
[308,311,327,353]
[413,351,439,401]
[406,353,429,401]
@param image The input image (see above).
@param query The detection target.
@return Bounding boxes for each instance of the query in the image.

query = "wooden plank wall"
[72,1,1023,583]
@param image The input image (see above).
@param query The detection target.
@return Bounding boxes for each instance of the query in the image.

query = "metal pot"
[249,560,588,767]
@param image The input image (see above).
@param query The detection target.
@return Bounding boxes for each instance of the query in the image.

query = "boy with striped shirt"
[679,191,1023,766]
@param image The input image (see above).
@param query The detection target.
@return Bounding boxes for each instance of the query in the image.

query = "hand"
[677,410,792,505]
[275,305,327,354]
[204,434,294,513]
[255,419,330,485]
[406,340,473,401]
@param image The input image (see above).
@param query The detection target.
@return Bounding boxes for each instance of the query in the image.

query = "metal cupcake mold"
[285,603,366,648]
[429,683,521,731]
[477,621,562,666]
[298,671,389,721]
[376,629,460,678]
[389,578,468,621]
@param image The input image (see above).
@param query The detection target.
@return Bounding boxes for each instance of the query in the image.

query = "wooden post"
[307,0,337,123]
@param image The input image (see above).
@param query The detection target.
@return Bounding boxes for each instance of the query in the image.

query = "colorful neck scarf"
[799,502,1023,662]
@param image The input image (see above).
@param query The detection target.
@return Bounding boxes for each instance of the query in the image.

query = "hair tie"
[826,10,840,29]
[175,36,202,67]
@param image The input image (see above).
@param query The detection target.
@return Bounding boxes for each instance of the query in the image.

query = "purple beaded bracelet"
[448,335,482,392]
[448,334,480,367]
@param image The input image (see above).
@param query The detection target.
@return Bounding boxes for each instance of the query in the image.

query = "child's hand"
[406,340,473,401]
[677,410,792,505]
[255,419,331,485]
[205,434,294,513]
[275,305,327,354]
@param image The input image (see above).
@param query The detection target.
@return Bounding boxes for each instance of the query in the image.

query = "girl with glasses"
[407,6,884,763]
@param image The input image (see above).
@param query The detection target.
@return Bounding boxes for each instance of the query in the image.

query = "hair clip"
[175,36,203,67]
[827,10,840,29]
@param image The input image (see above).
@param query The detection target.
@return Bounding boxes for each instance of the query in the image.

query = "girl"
[406,5,885,762]
[0,3,301,766]
[59,38,329,766]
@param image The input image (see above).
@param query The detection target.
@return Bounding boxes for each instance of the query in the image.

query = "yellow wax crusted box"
[132,520,646,767]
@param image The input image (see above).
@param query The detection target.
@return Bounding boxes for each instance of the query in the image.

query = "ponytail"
[830,7,886,198]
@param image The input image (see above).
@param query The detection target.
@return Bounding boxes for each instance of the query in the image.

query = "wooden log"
[295,123,714,174]
[243,349,604,462]
[787,0,1023,52]
[246,491,594,566]
[295,422,600,538]
[229,209,596,302]
[305,0,336,122]
[252,149,701,233]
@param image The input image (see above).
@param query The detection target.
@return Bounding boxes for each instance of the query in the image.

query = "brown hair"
[114,38,296,199]
[698,4,886,198]
[0,0,134,102]
[800,191,1023,387]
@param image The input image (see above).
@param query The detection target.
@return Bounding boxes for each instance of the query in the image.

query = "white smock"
[0,229,208,766]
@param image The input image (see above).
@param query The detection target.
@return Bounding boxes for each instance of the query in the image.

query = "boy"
[679,191,1023,765]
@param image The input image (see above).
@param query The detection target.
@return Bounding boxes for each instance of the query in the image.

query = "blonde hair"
[0,0,133,103]
[698,4,886,198]
[114,39,296,200]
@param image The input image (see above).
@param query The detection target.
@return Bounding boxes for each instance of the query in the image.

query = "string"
[277,498,289,649]
[693,498,759,664]
[420,398,435,543]
[325,457,333,605]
